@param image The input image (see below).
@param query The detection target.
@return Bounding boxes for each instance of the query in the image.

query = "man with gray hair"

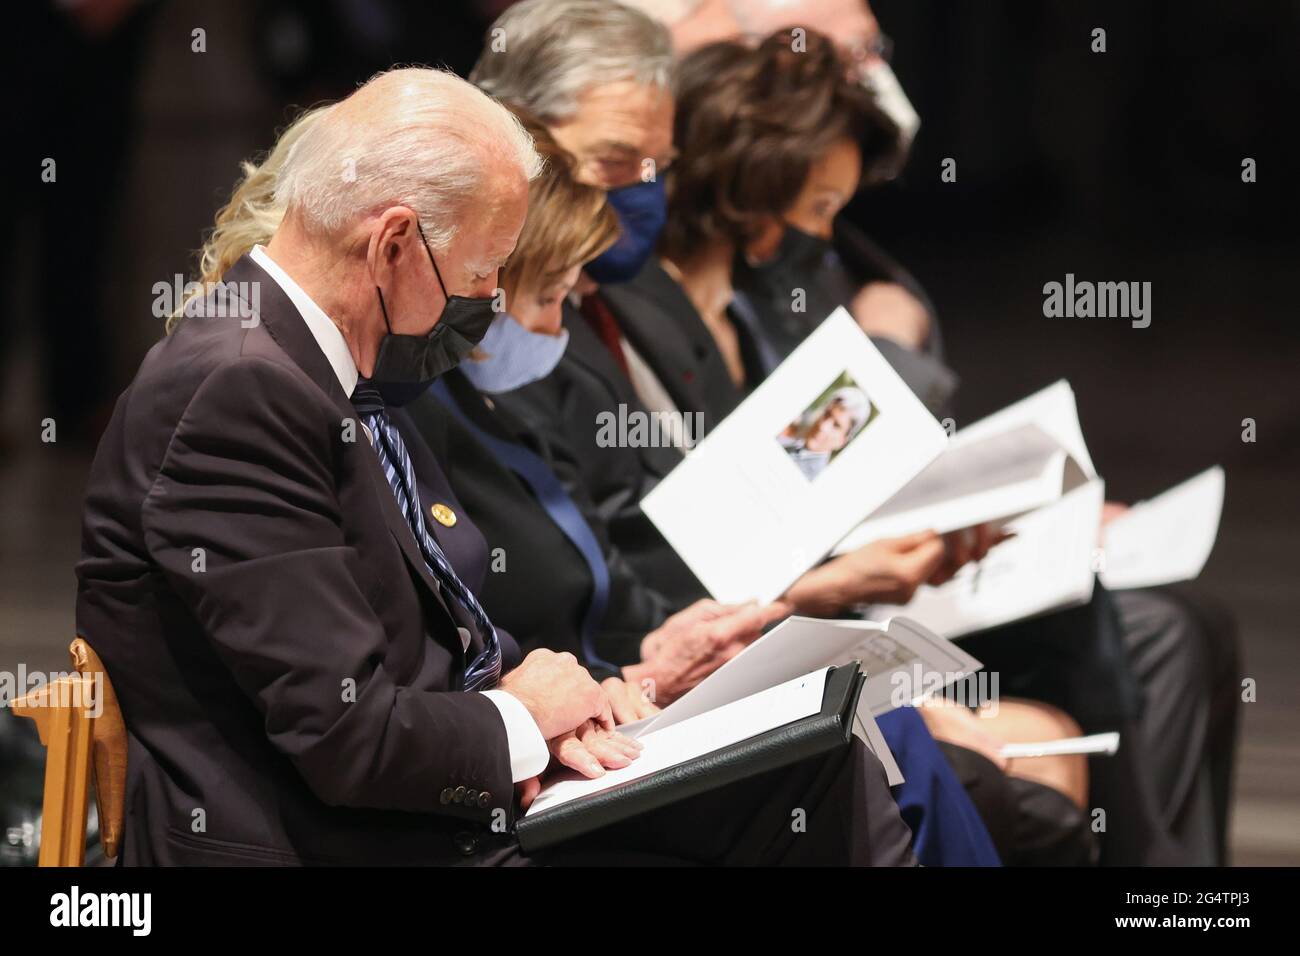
[77,66,916,866]
[472,0,676,191]
[78,66,625,866]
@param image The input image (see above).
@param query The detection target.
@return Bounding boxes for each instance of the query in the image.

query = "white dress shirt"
[249,244,549,783]
[623,339,694,451]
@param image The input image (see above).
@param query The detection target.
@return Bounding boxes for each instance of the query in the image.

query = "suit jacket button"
[439,787,454,805]
[454,831,478,856]
[477,792,492,808]
[465,789,478,806]
[453,786,467,804]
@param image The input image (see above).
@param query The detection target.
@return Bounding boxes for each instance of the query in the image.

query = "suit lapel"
[601,266,717,428]
[227,256,355,424]
[563,303,683,479]
[562,302,641,407]
[225,255,466,654]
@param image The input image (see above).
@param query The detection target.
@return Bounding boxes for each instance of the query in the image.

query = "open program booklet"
[869,480,1106,639]
[641,308,949,604]
[865,468,1225,637]
[835,380,1097,554]
[526,616,981,813]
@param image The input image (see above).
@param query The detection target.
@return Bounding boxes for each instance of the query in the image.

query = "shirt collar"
[250,244,359,397]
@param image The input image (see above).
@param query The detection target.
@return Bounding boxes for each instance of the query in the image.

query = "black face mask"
[371,220,496,403]
[743,224,832,286]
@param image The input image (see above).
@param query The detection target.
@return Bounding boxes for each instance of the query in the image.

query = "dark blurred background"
[2,0,1297,863]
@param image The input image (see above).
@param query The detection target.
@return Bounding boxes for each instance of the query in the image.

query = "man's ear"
[366,206,417,289]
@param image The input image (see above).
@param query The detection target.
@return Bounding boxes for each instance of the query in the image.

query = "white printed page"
[870,480,1106,639]
[833,380,1096,554]
[1100,466,1224,590]
[631,615,971,738]
[952,380,1097,480]
[831,618,985,715]
[525,668,830,815]
[640,308,948,604]
[631,616,880,736]
[834,427,1069,551]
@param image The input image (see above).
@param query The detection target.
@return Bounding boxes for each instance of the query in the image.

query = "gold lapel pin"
[429,503,457,528]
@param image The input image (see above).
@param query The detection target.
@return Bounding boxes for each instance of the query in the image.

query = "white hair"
[470,0,674,122]
[274,68,542,249]
[822,386,871,430]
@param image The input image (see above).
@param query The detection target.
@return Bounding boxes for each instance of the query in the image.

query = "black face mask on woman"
[742,223,833,289]
[733,224,839,353]
[370,219,497,403]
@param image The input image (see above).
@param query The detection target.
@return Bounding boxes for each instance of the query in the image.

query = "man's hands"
[515,599,789,809]
[622,599,791,704]
[602,675,660,725]
[498,648,609,741]
[505,658,656,810]
[516,724,636,812]
[549,718,643,776]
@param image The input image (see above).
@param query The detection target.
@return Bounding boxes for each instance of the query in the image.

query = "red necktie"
[579,292,631,379]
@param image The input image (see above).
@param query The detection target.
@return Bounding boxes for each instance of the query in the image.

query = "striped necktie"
[351,379,502,691]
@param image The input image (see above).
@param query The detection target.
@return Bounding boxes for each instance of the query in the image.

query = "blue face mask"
[583,177,667,284]
[458,312,570,395]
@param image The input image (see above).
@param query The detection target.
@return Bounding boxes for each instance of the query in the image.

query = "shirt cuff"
[480,690,550,782]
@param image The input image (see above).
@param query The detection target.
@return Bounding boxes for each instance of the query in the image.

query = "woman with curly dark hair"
[605,29,901,407]
[597,27,1098,868]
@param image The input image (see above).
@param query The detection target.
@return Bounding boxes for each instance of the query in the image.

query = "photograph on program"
[776,372,879,481]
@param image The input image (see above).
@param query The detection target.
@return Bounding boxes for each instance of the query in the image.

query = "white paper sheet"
[870,480,1106,639]
[1099,467,1225,590]
[640,308,948,603]
[529,616,979,813]
[948,380,1097,479]
[525,667,829,815]
[1001,732,1120,758]
[631,615,979,738]
[834,380,1095,554]
[839,619,985,716]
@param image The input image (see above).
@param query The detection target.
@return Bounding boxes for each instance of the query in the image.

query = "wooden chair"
[9,639,127,866]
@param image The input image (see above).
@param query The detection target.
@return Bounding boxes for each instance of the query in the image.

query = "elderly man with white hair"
[779,386,874,481]
[75,66,917,866]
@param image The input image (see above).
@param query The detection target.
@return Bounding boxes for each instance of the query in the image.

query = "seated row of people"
[73,0,1236,866]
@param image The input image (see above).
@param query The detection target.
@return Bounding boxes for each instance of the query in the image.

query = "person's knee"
[989,697,1083,740]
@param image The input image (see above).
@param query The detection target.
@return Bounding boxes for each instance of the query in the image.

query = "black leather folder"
[515,663,865,853]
